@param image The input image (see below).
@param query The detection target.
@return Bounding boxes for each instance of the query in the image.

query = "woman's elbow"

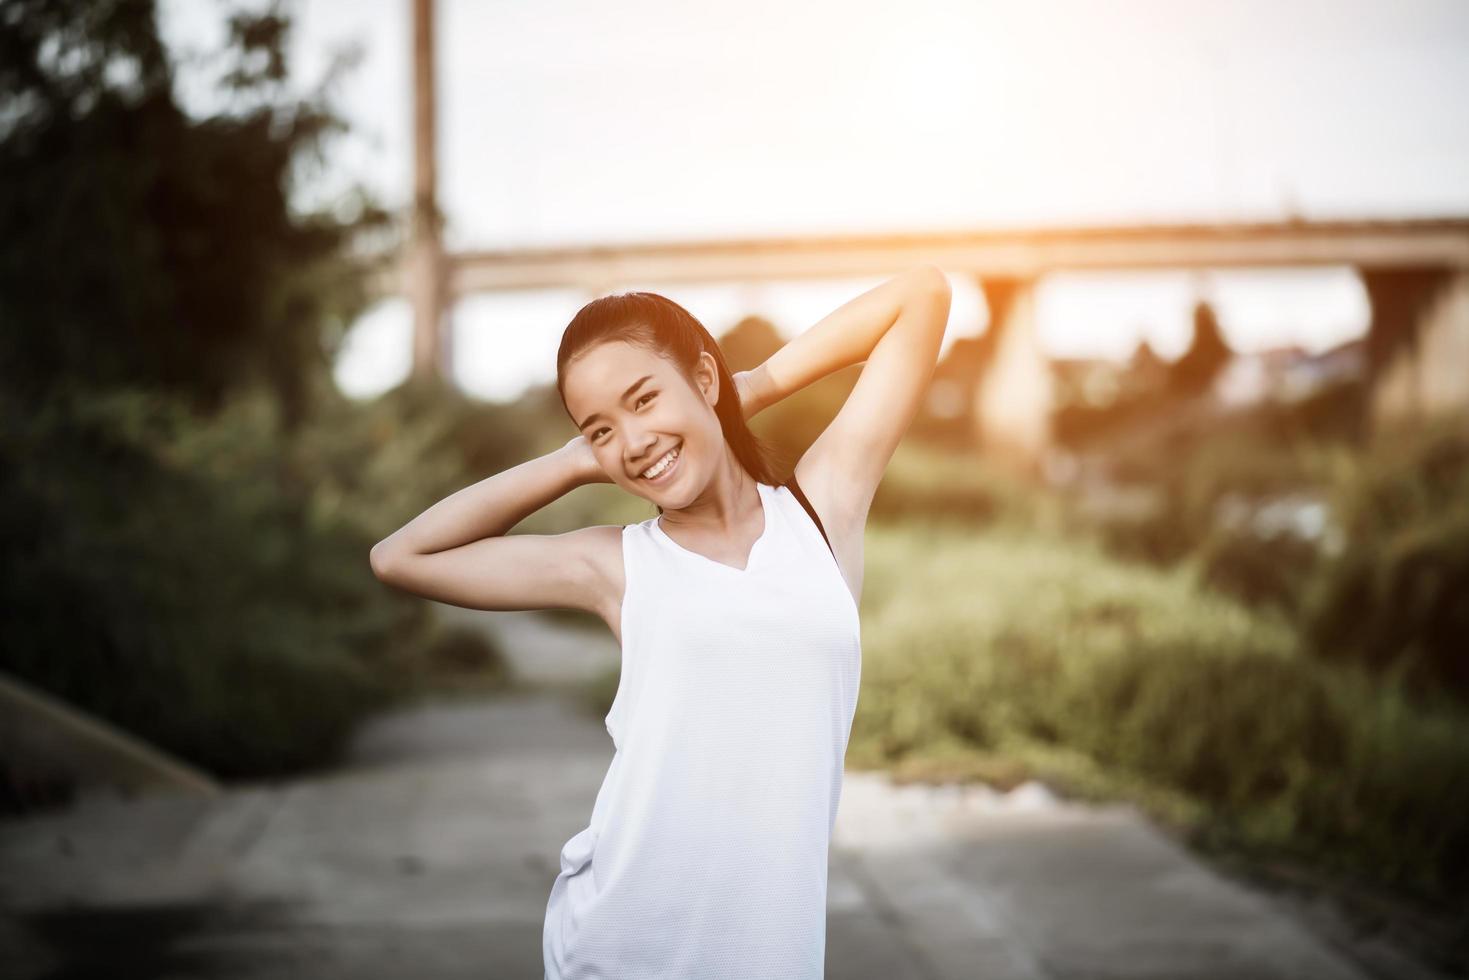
[916,264,951,299]
[369,540,404,583]
[905,264,951,303]
[905,266,952,327]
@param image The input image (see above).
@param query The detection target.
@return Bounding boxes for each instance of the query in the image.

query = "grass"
[845,516,1469,927]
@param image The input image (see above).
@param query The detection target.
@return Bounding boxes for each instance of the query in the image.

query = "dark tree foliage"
[0,1,427,790]
[0,0,387,427]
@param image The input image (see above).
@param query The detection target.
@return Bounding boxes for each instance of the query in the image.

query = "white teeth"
[641,446,679,479]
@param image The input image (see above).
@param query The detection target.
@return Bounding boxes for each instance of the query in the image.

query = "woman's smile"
[639,441,682,484]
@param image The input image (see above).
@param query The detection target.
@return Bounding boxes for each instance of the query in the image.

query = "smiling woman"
[556,291,785,514]
[368,267,951,980]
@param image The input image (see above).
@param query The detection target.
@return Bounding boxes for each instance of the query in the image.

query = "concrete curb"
[0,671,220,800]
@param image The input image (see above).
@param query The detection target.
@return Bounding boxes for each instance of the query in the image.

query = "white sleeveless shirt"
[543,479,862,979]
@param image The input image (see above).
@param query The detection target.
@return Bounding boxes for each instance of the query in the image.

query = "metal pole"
[410,0,446,380]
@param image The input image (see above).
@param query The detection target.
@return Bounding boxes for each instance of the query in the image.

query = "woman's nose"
[627,430,658,461]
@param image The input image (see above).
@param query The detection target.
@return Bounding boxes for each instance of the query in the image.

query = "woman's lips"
[639,443,682,484]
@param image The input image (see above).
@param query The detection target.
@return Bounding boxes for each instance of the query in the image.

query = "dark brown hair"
[556,291,783,512]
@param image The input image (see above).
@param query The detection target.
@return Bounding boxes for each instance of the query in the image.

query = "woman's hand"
[561,434,614,485]
[732,368,764,420]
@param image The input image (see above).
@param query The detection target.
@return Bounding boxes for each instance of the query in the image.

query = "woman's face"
[564,340,724,502]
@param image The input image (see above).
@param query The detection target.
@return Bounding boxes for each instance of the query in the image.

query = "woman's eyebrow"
[577,374,655,430]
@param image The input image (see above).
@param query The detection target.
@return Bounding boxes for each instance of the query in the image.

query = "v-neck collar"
[650,481,773,575]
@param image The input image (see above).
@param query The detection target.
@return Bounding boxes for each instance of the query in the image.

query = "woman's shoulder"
[589,516,662,573]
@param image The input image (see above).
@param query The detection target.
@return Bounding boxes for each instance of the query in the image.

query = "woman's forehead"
[565,341,672,406]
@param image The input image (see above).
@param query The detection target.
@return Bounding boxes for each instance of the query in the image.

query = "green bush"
[0,384,452,779]
[1069,645,1349,814]
[1094,501,1196,566]
[847,519,1469,909]
[424,624,511,678]
[1292,669,1469,899]
[1303,421,1469,700]
[1094,430,1335,570]
[868,441,1058,528]
[1193,528,1320,613]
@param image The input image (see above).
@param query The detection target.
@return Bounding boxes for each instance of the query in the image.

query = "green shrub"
[868,441,1058,528]
[1094,431,1335,570]
[1068,645,1349,814]
[1193,528,1320,613]
[848,519,1469,908]
[1094,502,1195,566]
[1291,669,1469,899]
[0,384,446,778]
[425,624,511,679]
[1303,420,1469,700]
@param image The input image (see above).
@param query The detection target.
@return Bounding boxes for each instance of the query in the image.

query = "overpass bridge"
[386,216,1469,459]
[393,216,1469,294]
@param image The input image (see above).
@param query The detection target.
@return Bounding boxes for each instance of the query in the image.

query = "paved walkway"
[0,609,1447,979]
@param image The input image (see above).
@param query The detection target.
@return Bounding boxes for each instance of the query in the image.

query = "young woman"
[369,266,952,979]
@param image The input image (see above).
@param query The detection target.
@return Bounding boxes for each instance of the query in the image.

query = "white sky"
[161,0,1469,401]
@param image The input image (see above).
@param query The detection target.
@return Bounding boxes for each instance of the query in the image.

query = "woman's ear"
[694,351,721,407]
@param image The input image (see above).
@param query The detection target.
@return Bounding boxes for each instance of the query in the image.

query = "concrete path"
[0,609,1446,979]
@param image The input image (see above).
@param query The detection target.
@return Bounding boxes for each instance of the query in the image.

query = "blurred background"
[2,0,1467,977]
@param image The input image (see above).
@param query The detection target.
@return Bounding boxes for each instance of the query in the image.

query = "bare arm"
[740,264,952,529]
[735,266,945,420]
[368,437,618,614]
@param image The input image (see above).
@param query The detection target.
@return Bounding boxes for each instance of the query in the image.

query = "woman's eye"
[590,393,654,443]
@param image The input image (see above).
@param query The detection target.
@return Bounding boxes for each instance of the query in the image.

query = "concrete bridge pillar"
[970,276,1052,472]
[1361,267,1469,434]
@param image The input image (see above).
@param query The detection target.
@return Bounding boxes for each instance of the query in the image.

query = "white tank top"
[543,479,862,979]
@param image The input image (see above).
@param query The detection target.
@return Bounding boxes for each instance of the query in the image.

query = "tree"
[0,0,426,788]
[0,0,389,428]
